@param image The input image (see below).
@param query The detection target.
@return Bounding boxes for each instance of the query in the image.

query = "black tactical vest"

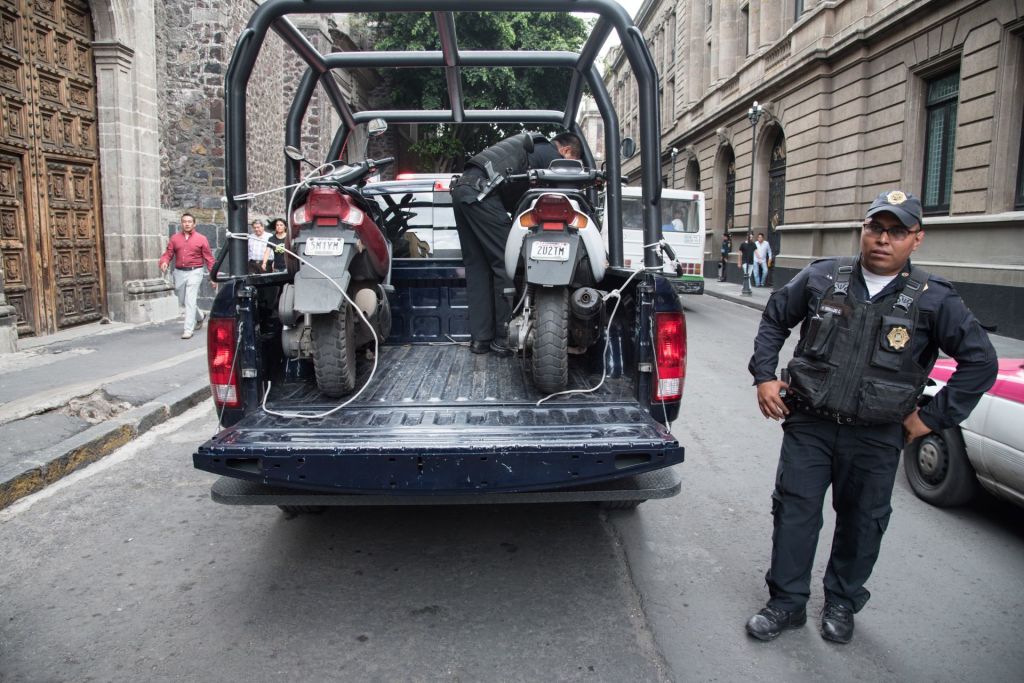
[466,132,534,181]
[786,257,931,425]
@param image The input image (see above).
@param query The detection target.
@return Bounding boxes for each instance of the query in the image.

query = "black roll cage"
[225,0,665,277]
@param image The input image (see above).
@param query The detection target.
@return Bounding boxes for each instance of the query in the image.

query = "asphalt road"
[2,295,1022,681]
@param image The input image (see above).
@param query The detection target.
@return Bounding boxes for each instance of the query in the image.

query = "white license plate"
[304,237,345,256]
[530,241,570,262]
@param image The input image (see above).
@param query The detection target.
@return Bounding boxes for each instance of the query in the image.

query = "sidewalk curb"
[0,377,210,510]
[703,288,768,312]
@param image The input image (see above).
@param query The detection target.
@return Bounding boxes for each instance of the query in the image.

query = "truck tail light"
[208,318,241,408]
[653,312,686,402]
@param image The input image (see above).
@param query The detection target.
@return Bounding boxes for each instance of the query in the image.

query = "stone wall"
[154,3,353,305]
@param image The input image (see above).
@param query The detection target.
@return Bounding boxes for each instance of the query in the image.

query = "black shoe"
[820,602,855,644]
[469,340,491,354]
[489,341,513,357]
[745,605,807,641]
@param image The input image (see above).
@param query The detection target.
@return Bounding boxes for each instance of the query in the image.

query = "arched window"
[767,132,786,255]
[685,158,701,191]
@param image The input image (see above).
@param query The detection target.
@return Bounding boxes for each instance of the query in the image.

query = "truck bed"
[267,341,633,407]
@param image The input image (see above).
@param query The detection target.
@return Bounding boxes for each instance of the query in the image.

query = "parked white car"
[904,358,1024,508]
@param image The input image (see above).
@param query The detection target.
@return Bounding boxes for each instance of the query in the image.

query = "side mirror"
[284,145,305,162]
[367,118,388,138]
[621,138,637,159]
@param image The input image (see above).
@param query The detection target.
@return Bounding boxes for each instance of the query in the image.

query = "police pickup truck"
[193,0,687,511]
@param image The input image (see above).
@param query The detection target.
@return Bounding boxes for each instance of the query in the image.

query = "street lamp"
[742,100,764,297]
[670,147,678,187]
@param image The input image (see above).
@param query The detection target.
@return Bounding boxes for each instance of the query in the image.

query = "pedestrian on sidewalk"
[159,212,216,339]
[247,219,269,273]
[738,233,756,283]
[263,218,289,273]
[753,232,773,287]
[744,190,997,645]
[719,231,732,282]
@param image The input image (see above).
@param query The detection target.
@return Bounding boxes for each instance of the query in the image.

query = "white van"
[603,187,706,294]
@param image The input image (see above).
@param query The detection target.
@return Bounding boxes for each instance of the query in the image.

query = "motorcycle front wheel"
[311,305,356,397]
[531,287,569,394]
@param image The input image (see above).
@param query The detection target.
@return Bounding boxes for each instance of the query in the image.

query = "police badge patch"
[886,190,907,205]
[886,325,911,350]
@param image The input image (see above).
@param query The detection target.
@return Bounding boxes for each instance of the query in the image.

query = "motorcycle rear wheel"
[312,305,356,397]
[531,287,569,394]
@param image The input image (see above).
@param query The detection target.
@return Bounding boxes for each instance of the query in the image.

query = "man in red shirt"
[159,213,216,339]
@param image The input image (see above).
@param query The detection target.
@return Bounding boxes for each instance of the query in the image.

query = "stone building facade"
[604,0,1024,338]
[0,0,378,350]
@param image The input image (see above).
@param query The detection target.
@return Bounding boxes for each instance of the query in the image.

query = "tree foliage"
[365,11,590,171]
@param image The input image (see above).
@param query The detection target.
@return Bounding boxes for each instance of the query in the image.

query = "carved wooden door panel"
[0,0,103,336]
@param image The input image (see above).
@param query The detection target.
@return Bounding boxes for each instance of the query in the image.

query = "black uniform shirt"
[748,258,998,432]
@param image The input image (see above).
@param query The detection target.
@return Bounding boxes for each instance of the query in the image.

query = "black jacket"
[749,257,997,432]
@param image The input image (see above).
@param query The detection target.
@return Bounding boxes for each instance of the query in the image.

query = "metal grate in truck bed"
[267,342,633,409]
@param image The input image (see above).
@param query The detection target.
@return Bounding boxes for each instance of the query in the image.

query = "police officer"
[745,190,997,644]
[452,132,581,355]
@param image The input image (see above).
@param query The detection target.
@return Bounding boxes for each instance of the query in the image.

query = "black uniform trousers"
[451,175,513,343]
[766,416,902,614]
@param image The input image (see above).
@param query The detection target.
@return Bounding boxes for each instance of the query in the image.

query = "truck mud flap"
[209,467,680,506]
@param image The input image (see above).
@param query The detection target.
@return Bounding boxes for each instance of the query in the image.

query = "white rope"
[222,227,381,420]
[535,266,642,406]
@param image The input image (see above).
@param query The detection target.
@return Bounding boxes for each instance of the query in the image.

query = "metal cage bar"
[226,0,661,276]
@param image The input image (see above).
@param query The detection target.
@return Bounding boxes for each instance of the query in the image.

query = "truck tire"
[311,306,356,397]
[531,287,570,394]
[903,427,979,507]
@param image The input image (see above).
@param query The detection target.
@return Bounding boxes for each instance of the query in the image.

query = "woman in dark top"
[263,218,288,272]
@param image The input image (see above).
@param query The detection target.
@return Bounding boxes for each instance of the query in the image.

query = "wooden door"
[0,0,104,337]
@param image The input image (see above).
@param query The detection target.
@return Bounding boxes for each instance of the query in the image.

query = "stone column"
[93,40,177,324]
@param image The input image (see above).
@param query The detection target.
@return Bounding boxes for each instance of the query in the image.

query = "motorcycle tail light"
[307,187,344,226]
[652,312,686,402]
[527,195,587,231]
[208,318,241,409]
[534,195,574,222]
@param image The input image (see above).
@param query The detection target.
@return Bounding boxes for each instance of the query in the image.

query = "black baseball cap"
[866,190,923,228]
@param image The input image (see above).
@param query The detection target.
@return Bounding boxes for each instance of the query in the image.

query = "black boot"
[745,605,807,641]
[820,602,855,644]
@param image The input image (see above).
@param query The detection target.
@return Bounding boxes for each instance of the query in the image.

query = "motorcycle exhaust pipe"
[570,287,602,321]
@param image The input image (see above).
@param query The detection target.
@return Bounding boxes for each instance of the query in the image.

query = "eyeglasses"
[862,220,920,241]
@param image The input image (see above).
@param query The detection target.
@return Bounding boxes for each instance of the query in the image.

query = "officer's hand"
[757,380,790,421]
[902,409,931,444]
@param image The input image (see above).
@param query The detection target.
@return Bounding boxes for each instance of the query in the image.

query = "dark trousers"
[452,183,512,342]
[766,418,902,613]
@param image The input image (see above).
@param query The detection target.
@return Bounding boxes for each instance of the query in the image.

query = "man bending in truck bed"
[451,131,582,356]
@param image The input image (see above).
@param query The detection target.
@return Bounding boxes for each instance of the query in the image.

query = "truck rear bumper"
[193,402,684,495]
[208,467,680,506]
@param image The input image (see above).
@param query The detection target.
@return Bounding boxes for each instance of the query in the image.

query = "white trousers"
[173,268,204,332]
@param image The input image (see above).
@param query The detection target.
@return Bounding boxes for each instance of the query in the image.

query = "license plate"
[304,237,345,256]
[530,241,570,262]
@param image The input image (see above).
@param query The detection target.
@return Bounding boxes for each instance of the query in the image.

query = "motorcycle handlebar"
[313,156,395,187]
[507,168,605,186]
